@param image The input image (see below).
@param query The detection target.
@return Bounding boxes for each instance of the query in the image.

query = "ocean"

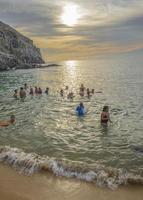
[0,54,143,190]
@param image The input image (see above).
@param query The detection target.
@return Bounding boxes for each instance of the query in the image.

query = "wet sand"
[0,164,143,200]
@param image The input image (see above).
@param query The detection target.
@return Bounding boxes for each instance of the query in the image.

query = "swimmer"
[60,89,64,97]
[19,87,26,99]
[65,86,69,90]
[0,115,16,128]
[100,106,112,125]
[13,89,19,99]
[86,88,91,98]
[24,83,28,90]
[91,89,94,94]
[45,87,49,95]
[29,87,34,95]
[80,84,85,92]
[67,92,74,100]
[79,90,84,97]
[38,87,42,94]
[79,84,85,96]
[76,102,85,116]
[35,86,38,95]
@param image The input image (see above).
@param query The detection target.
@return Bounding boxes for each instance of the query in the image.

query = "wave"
[0,146,143,190]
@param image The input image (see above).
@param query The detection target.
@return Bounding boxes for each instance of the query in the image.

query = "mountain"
[0,21,44,71]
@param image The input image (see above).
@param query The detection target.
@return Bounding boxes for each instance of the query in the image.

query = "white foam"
[0,146,143,189]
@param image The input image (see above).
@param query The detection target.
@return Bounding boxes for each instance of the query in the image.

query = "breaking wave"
[0,146,143,190]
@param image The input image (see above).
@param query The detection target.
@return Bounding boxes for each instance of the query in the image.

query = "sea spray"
[0,146,143,190]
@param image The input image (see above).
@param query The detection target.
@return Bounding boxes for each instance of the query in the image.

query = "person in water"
[60,89,64,97]
[45,87,49,95]
[29,87,34,95]
[19,87,26,99]
[13,89,19,99]
[79,84,85,96]
[67,92,74,100]
[35,86,38,95]
[65,86,69,90]
[38,87,42,94]
[76,102,85,116]
[101,106,112,125]
[24,83,28,90]
[0,115,16,128]
[91,89,94,94]
[80,84,85,91]
[86,88,91,98]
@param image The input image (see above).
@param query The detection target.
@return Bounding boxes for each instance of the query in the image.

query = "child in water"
[100,106,112,125]
[45,87,49,95]
[76,102,85,116]
[13,89,19,99]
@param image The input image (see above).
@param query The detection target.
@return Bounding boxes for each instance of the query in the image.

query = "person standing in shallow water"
[35,86,38,95]
[100,106,112,126]
[79,84,85,96]
[76,102,85,116]
[38,87,42,95]
[24,83,28,90]
[86,88,91,98]
[91,89,94,94]
[45,87,49,95]
[29,87,34,95]
[19,87,26,99]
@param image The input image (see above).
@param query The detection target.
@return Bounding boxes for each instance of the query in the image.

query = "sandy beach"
[0,164,143,200]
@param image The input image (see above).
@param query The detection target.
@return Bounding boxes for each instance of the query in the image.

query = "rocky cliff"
[0,21,44,71]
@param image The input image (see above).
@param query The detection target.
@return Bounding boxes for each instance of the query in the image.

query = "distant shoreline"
[32,63,61,68]
[0,63,61,72]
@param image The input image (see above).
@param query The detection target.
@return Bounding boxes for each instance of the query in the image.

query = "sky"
[0,0,143,61]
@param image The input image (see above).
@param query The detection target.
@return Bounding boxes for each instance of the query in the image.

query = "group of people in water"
[0,83,111,127]
[13,83,95,100]
[76,102,111,125]
[0,105,111,128]
[59,84,95,99]
[13,83,49,100]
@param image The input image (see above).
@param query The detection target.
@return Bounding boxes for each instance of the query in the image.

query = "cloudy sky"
[0,0,143,61]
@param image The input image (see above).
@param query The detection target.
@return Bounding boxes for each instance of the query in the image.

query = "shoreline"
[0,145,143,190]
[0,164,143,200]
[0,63,61,72]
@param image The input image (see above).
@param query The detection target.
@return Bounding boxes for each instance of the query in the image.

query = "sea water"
[0,54,143,189]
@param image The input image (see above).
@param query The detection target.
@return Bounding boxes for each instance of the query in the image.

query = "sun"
[60,4,81,26]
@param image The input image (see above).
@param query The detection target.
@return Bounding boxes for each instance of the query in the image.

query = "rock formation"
[0,21,44,71]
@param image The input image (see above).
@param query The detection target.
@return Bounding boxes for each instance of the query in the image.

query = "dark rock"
[0,21,44,71]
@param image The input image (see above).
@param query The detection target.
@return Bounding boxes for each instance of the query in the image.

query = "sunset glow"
[60,4,81,26]
[0,0,143,61]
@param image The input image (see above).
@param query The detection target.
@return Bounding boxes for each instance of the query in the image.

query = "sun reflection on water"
[63,60,78,89]
[65,60,77,75]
